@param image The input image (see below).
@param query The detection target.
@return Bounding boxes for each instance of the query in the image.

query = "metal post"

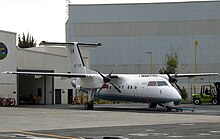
[194,40,198,83]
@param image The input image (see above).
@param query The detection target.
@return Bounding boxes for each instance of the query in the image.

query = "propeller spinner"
[96,68,121,93]
[162,67,183,95]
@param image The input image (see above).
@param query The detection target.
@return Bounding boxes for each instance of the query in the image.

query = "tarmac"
[0,103,220,139]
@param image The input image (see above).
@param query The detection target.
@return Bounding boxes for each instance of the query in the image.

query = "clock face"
[0,42,8,60]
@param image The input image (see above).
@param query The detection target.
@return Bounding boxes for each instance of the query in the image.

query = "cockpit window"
[157,81,168,86]
[147,81,157,86]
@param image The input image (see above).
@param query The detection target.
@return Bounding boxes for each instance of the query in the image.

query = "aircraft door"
[55,89,62,104]
[133,83,139,97]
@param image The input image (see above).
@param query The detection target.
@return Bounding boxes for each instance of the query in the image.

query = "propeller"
[162,67,177,83]
[96,70,111,83]
[162,67,183,95]
[96,66,121,93]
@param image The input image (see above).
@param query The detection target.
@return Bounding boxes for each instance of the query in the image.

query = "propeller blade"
[162,67,183,95]
[96,88,103,95]
[174,82,183,95]
[96,69,111,83]
[162,67,177,83]
[110,82,121,93]
[108,64,117,78]
[96,69,105,78]
[96,66,121,93]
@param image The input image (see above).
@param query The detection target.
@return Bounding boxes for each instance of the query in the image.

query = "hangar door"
[17,69,54,105]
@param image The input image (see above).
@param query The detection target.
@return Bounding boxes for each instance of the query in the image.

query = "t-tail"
[39,41,101,74]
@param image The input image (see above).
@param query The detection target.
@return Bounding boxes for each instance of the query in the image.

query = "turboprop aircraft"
[3,41,219,111]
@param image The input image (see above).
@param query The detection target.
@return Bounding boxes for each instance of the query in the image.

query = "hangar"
[0,30,91,106]
[2,1,220,105]
[66,1,220,98]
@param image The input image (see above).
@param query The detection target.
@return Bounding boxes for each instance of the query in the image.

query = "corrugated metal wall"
[66,1,220,76]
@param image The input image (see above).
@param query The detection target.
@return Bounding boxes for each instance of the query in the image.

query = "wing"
[2,71,88,78]
[171,73,219,78]
[2,71,118,78]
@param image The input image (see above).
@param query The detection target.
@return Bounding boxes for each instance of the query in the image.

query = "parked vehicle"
[192,82,220,105]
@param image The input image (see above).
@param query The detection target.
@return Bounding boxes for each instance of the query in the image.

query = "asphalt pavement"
[0,103,220,139]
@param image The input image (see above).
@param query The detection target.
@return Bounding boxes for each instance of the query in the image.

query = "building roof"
[70,0,218,6]
[17,46,67,57]
[0,30,16,35]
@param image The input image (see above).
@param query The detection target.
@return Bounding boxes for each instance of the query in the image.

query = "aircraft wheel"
[212,99,218,105]
[193,99,201,105]
[1,98,7,106]
[84,102,94,110]
[149,103,157,108]
[166,106,172,111]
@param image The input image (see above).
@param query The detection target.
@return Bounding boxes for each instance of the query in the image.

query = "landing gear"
[84,101,94,110]
[166,106,172,111]
[149,103,157,108]
[84,89,97,110]
[161,102,174,112]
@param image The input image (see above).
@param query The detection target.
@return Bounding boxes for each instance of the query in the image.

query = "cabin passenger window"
[130,86,132,89]
[135,86,137,89]
[157,81,168,86]
[147,81,157,86]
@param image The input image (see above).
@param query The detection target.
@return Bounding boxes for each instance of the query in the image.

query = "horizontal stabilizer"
[40,41,102,47]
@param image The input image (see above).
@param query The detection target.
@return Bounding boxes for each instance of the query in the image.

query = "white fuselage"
[77,74,182,105]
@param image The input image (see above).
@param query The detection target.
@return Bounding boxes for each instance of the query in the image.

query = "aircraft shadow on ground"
[67,104,206,115]
[18,104,205,115]
[70,104,173,114]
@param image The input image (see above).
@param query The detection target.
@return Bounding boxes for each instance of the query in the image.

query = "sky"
[0,0,213,45]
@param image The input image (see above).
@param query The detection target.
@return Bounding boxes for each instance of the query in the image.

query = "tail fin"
[40,41,101,73]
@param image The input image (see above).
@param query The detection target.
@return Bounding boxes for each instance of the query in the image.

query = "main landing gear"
[84,89,97,110]
[83,67,121,110]
[149,103,157,108]
[84,101,94,110]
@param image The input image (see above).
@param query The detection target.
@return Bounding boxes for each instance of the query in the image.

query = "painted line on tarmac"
[20,131,79,139]
[0,130,78,139]
[0,130,20,133]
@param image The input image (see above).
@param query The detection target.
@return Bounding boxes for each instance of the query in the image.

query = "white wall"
[0,30,17,105]
[17,46,90,104]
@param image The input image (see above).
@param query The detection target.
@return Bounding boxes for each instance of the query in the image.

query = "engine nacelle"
[71,80,88,93]
[71,80,81,89]
[71,80,77,88]
[75,85,81,90]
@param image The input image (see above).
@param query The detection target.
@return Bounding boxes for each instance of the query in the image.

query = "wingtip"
[97,42,102,46]
[2,71,12,74]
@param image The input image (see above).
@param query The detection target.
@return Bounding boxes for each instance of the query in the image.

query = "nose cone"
[171,87,182,101]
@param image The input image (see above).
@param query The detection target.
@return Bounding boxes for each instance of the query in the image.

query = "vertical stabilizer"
[39,41,101,74]
[67,43,87,73]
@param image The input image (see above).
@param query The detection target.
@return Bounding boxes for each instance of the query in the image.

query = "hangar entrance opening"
[17,69,54,105]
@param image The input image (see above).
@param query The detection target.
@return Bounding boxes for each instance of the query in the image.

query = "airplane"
[2,41,219,111]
